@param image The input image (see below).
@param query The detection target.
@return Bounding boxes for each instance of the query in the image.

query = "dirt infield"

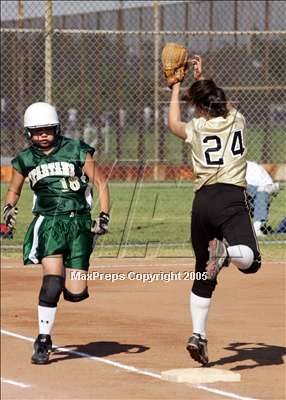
[1,258,285,400]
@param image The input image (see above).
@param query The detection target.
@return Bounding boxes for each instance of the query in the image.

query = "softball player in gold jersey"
[168,56,261,365]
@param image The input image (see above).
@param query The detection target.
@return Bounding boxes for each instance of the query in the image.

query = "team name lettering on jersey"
[28,161,75,186]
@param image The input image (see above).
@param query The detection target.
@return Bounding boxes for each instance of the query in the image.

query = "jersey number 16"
[60,177,81,191]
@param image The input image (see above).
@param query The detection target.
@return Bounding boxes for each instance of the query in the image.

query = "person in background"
[246,161,280,236]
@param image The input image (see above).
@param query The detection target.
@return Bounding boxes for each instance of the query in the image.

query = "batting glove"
[3,204,18,229]
[0,223,14,239]
[91,212,110,235]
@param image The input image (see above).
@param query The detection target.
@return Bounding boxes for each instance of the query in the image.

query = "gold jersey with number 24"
[185,109,247,192]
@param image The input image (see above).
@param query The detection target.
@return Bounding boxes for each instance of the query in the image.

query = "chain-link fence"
[1,0,286,237]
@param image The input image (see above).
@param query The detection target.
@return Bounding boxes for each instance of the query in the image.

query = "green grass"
[2,127,286,164]
[91,127,286,164]
[121,127,285,163]
[1,182,285,261]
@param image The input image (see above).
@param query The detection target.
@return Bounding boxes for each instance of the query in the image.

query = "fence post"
[153,0,160,180]
[261,0,271,163]
[209,0,213,51]
[17,0,24,115]
[137,9,145,175]
[115,1,124,161]
[45,0,53,104]
[182,1,190,165]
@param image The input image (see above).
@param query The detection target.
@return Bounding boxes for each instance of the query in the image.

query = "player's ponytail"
[210,87,228,118]
[183,80,228,119]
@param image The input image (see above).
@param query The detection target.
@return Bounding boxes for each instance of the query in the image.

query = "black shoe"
[186,333,208,365]
[31,334,53,364]
[206,238,229,280]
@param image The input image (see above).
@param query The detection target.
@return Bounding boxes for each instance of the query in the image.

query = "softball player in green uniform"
[168,56,261,365]
[3,102,110,364]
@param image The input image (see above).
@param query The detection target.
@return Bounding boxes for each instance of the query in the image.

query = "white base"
[161,368,241,384]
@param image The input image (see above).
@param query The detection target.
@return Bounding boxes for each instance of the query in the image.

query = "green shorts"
[23,213,93,270]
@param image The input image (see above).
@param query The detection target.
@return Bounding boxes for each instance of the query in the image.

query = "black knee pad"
[39,275,64,307]
[239,252,262,274]
[63,287,89,302]
[192,278,216,298]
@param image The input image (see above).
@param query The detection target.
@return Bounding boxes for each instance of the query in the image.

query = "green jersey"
[12,137,95,216]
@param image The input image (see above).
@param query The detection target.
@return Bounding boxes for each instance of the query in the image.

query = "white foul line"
[1,377,31,388]
[195,385,260,400]
[1,329,161,380]
[1,329,260,400]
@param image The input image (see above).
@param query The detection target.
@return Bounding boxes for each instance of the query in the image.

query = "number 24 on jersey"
[202,129,245,166]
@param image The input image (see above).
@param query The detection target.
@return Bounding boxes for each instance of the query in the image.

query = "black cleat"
[186,333,209,365]
[31,334,53,364]
[206,238,229,280]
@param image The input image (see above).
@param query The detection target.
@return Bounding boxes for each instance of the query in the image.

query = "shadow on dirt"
[49,341,150,363]
[207,342,286,370]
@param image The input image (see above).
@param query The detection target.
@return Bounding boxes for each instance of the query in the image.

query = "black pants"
[191,184,261,298]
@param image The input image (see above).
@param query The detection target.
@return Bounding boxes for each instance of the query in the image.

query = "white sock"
[227,245,254,270]
[190,292,211,339]
[38,305,57,335]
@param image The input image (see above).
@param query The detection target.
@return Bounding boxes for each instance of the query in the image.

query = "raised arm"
[168,55,206,140]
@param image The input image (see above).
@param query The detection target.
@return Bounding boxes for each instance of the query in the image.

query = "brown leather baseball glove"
[161,43,189,88]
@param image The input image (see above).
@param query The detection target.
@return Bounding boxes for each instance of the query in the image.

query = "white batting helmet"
[24,102,60,137]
